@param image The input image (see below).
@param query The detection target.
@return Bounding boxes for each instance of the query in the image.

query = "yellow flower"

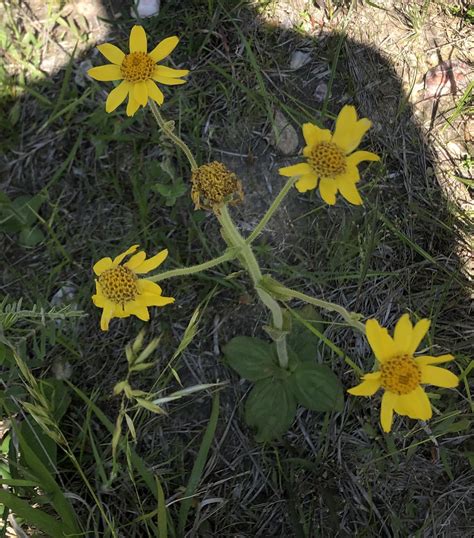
[92,245,174,331]
[279,105,379,205]
[88,25,189,116]
[348,314,458,432]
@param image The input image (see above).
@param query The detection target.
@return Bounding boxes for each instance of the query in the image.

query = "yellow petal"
[134,81,148,106]
[134,249,169,274]
[146,80,164,105]
[105,81,130,113]
[393,313,413,355]
[126,95,141,117]
[137,279,162,295]
[149,36,179,63]
[140,294,175,307]
[420,365,458,388]
[365,319,397,363]
[100,303,115,331]
[332,105,372,154]
[403,386,432,420]
[302,123,331,146]
[346,151,380,167]
[337,177,362,205]
[408,318,431,355]
[295,173,318,192]
[152,75,187,86]
[92,293,107,308]
[318,178,337,205]
[130,25,147,53]
[125,303,150,321]
[393,398,409,416]
[114,304,130,318]
[347,376,381,396]
[337,165,360,184]
[113,245,139,265]
[93,257,113,276]
[380,391,398,432]
[278,162,312,177]
[364,371,382,380]
[88,65,123,81]
[414,354,454,366]
[97,43,125,65]
[125,251,147,270]
[153,65,189,78]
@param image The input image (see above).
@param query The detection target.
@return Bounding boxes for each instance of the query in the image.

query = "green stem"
[149,101,198,171]
[148,250,237,282]
[247,176,297,244]
[270,284,365,334]
[217,206,289,369]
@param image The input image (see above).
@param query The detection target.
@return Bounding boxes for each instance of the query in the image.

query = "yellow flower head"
[92,245,175,331]
[191,161,244,212]
[88,25,189,117]
[279,105,380,205]
[348,314,458,432]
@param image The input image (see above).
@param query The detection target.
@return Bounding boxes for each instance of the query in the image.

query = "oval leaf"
[288,305,323,362]
[245,378,297,442]
[223,336,278,381]
[288,363,343,412]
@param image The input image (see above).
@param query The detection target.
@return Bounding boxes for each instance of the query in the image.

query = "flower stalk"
[149,249,237,282]
[260,278,366,334]
[149,101,198,171]
[217,206,289,370]
[148,108,292,369]
[247,176,297,244]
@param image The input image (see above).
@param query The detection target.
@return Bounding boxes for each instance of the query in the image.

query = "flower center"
[190,161,244,211]
[98,266,138,305]
[308,142,347,178]
[380,355,421,395]
[120,52,155,83]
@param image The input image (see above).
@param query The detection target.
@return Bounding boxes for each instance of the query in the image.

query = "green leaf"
[38,379,71,422]
[19,419,57,475]
[69,382,160,503]
[288,362,343,412]
[156,475,168,538]
[18,226,45,247]
[245,378,297,442]
[12,194,45,227]
[178,392,219,535]
[14,424,80,534]
[223,336,278,381]
[135,398,166,414]
[288,305,323,362]
[0,490,67,536]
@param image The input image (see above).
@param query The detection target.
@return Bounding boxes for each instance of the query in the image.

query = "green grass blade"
[0,490,68,537]
[177,392,220,535]
[14,425,80,534]
[68,382,160,500]
[156,475,168,538]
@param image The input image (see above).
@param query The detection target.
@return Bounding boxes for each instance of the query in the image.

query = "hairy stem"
[149,250,237,282]
[217,206,289,369]
[247,176,297,244]
[268,284,365,334]
[149,101,198,171]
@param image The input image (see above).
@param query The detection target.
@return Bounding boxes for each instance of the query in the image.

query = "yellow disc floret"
[308,142,347,178]
[98,265,138,305]
[380,355,421,395]
[120,52,155,82]
[191,161,244,212]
